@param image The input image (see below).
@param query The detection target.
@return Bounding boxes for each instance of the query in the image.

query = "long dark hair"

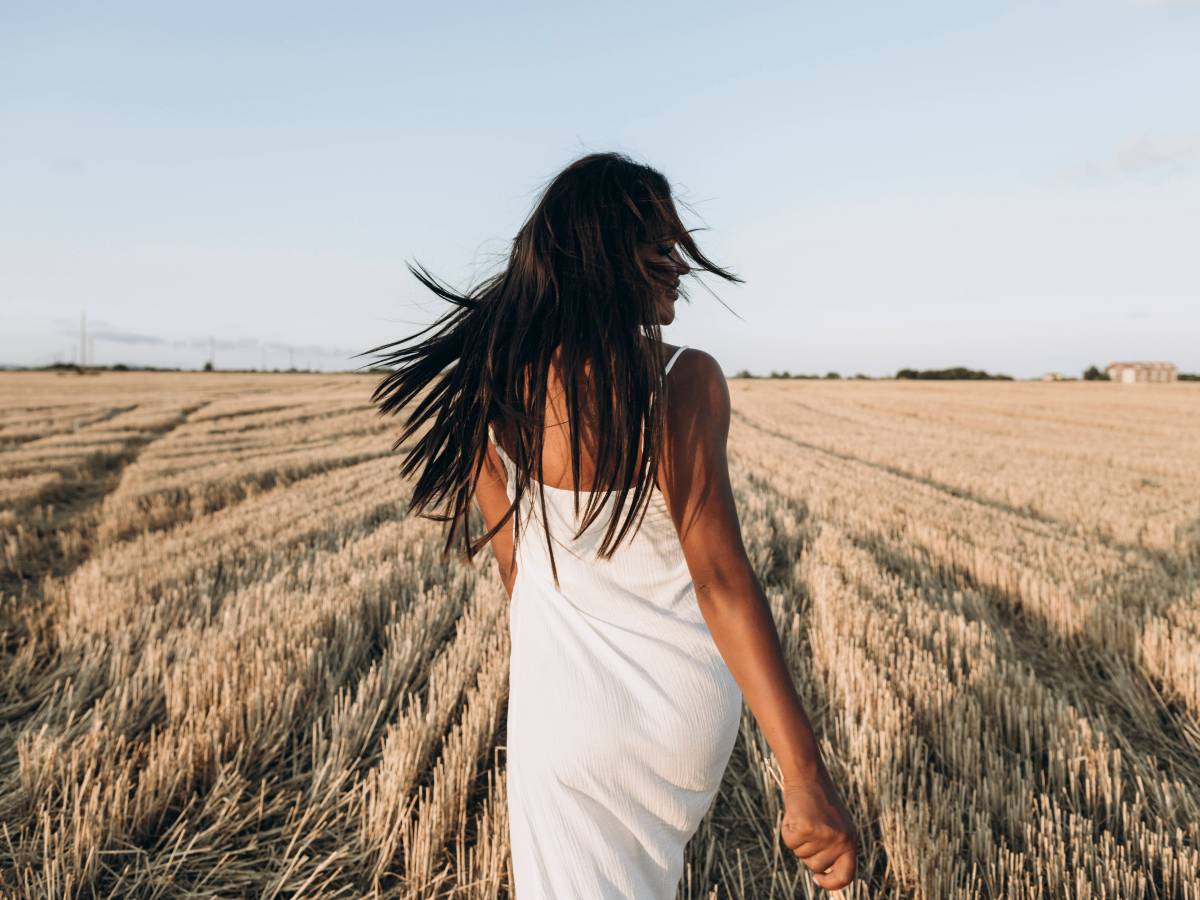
[359,151,740,586]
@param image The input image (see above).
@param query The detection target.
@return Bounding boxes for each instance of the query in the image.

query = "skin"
[639,236,686,326]
[471,239,860,891]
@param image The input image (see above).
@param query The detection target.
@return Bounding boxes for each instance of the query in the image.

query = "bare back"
[490,341,689,494]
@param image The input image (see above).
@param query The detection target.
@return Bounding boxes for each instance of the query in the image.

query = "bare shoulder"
[660,347,731,504]
[658,347,738,541]
[666,347,731,427]
[668,345,725,380]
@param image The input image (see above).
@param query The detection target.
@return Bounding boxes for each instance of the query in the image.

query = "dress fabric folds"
[490,345,743,899]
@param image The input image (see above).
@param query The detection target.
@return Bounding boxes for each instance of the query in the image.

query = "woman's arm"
[659,350,858,891]
[471,435,518,597]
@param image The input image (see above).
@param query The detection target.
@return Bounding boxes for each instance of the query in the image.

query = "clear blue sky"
[3,0,1198,377]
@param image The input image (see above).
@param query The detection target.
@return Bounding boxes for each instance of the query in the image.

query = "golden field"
[1,370,1197,899]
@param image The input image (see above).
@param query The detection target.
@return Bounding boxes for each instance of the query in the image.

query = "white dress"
[489,345,743,899]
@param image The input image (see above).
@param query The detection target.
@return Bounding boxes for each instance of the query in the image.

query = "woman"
[366,152,859,897]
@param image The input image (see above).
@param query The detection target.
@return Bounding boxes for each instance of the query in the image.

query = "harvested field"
[1,370,1197,898]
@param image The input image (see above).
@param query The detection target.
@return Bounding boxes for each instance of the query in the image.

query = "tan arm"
[471,435,518,597]
[658,350,823,781]
[658,349,858,890]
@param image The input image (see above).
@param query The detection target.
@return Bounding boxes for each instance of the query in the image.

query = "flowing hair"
[359,151,741,587]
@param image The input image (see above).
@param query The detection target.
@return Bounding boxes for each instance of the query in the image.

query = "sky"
[2,0,1198,378]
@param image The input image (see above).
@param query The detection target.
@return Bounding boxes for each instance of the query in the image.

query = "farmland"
[1,371,1197,898]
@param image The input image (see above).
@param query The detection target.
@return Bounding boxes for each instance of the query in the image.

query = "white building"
[1105,361,1177,384]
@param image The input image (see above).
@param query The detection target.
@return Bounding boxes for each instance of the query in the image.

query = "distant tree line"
[22,360,1194,381]
[895,367,1013,381]
[732,366,1017,380]
[728,364,1199,381]
[732,370,870,380]
[25,362,327,374]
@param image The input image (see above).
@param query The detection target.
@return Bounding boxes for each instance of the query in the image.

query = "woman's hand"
[780,765,859,891]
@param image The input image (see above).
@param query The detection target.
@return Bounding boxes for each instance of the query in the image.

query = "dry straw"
[0,371,1196,897]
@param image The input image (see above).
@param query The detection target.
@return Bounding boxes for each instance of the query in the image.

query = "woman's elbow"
[690,560,760,608]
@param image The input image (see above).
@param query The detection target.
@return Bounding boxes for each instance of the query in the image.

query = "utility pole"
[80,310,87,367]
[261,346,267,371]
[289,346,295,370]
[209,336,215,370]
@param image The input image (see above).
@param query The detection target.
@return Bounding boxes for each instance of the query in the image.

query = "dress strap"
[665,344,689,375]
[487,423,512,468]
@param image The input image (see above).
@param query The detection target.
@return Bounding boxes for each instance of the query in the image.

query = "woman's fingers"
[788,839,822,858]
[811,849,856,890]
[779,777,859,889]
[798,842,845,875]
[781,819,835,852]
[785,825,857,888]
